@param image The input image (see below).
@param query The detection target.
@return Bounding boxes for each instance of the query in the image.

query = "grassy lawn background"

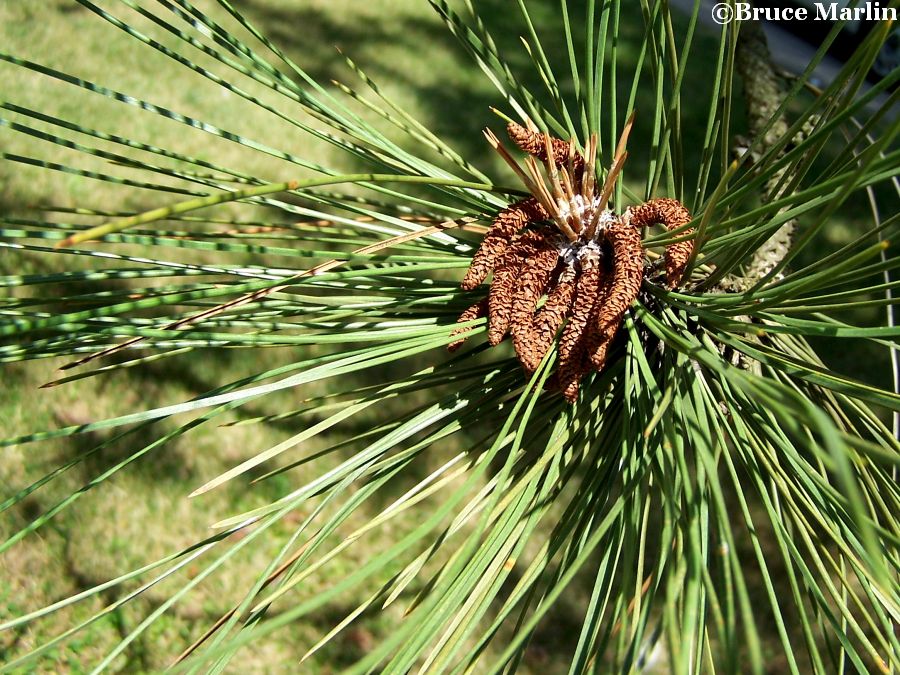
[0,2,588,670]
[0,1,892,671]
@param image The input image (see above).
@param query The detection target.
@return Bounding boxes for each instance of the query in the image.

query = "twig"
[732,19,794,287]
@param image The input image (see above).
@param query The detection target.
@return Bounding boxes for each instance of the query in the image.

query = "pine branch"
[732,18,795,287]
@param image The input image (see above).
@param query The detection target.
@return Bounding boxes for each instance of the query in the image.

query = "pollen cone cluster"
[450,121,694,402]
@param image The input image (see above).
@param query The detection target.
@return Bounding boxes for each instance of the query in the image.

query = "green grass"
[0,1,491,670]
[1,1,629,670]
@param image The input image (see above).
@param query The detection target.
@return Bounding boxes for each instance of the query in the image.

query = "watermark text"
[711,2,898,25]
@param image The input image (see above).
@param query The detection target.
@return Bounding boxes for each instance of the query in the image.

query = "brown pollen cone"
[487,261,519,346]
[461,197,547,291]
[508,246,565,373]
[584,265,614,370]
[506,122,585,175]
[486,229,546,345]
[588,218,643,371]
[629,198,693,286]
[448,298,488,352]
[513,267,576,375]
[508,243,559,329]
[557,254,603,402]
